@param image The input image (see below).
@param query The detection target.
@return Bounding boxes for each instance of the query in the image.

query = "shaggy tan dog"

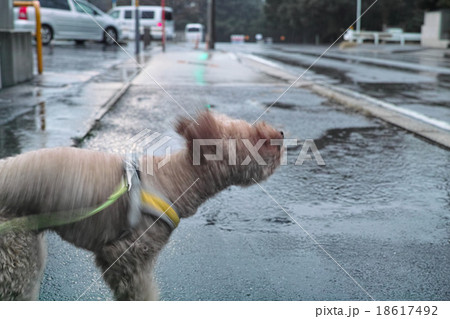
[0,111,283,300]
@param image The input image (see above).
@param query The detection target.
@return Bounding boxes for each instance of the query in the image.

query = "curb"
[72,47,159,147]
[309,83,450,149]
[239,53,450,149]
[93,74,136,123]
[71,70,137,147]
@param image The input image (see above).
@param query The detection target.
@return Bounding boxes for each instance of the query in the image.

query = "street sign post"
[135,0,140,55]
[207,0,215,50]
[356,0,361,33]
[161,0,165,52]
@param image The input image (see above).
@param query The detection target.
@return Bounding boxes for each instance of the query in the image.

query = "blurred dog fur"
[0,111,283,300]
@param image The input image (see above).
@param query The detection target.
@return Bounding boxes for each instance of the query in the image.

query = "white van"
[108,6,174,40]
[185,23,204,43]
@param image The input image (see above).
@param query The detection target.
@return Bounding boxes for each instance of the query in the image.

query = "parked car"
[185,23,204,43]
[107,6,174,41]
[14,0,121,45]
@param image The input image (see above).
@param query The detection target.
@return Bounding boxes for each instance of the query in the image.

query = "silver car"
[14,0,121,45]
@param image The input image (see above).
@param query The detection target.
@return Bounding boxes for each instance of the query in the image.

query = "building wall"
[421,10,450,48]
[0,31,34,87]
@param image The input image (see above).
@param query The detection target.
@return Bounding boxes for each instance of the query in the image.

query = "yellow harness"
[125,154,180,230]
[140,191,180,229]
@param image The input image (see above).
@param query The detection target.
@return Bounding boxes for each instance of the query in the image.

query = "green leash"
[0,179,128,234]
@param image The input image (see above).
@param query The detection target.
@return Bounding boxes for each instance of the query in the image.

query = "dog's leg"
[95,244,159,301]
[27,234,47,300]
[0,229,47,301]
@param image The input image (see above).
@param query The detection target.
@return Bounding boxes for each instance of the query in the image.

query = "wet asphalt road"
[39,44,450,301]
[1,42,449,300]
[224,43,450,125]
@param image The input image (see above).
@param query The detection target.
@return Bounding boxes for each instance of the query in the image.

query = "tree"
[215,0,264,42]
[264,0,357,43]
[419,0,450,10]
[264,0,428,43]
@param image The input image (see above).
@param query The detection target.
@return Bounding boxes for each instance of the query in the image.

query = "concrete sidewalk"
[0,42,155,159]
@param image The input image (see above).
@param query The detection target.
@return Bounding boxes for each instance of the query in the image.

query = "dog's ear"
[175,112,222,164]
[176,111,220,142]
[175,117,193,139]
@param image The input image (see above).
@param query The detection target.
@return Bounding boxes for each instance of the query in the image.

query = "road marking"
[325,84,450,131]
[241,53,450,148]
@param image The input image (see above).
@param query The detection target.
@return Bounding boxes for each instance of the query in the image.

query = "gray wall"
[0,31,34,87]
[0,0,14,30]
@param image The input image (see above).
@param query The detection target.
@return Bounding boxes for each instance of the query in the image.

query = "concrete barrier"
[0,30,33,87]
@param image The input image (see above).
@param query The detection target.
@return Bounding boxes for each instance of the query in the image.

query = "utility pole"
[161,0,166,52]
[135,0,140,55]
[207,0,215,50]
[356,0,361,33]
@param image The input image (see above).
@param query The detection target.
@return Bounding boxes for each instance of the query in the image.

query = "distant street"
[18,42,448,300]
[222,43,450,125]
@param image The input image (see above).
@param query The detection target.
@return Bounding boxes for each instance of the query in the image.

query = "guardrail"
[347,31,421,46]
[13,1,43,74]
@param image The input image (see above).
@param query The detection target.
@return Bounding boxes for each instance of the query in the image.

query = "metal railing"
[13,1,43,74]
[347,31,421,46]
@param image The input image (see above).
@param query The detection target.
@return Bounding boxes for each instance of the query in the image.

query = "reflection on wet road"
[0,42,148,158]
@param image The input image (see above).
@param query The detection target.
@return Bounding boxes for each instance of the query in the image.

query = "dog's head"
[176,111,284,186]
